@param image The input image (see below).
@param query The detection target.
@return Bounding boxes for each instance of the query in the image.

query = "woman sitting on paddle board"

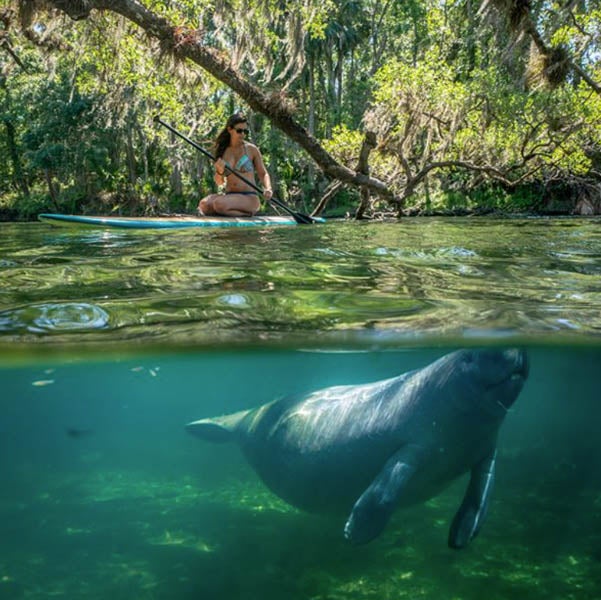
[198,112,273,217]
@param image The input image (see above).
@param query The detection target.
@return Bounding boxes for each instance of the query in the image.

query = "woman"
[198,112,273,217]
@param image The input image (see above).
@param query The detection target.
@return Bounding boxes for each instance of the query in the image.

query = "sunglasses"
[234,128,250,135]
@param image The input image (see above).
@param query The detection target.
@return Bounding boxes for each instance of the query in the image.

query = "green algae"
[2,466,600,600]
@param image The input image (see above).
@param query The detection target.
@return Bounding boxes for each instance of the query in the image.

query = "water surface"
[1,217,600,350]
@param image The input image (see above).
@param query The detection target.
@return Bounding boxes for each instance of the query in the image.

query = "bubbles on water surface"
[217,294,250,307]
[0,302,110,334]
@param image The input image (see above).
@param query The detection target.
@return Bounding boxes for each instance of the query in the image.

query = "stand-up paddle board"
[38,213,324,229]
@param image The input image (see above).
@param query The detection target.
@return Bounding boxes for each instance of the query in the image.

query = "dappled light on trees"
[1,0,600,219]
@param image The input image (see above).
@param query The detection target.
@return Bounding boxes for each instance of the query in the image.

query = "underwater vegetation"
[0,460,600,600]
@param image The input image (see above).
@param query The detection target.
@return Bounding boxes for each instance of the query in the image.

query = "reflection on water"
[0,217,600,348]
[0,302,110,334]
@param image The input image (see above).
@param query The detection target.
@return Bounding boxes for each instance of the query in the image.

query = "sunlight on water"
[0,217,600,349]
[0,302,110,334]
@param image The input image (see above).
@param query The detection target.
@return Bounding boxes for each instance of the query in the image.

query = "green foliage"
[360,42,601,208]
[322,125,363,165]
[0,189,57,219]
[1,0,600,219]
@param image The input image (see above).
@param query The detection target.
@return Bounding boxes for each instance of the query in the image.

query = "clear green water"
[1,218,600,599]
[1,217,600,349]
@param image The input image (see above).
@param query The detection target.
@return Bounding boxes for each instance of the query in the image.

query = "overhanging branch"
[408,159,543,191]
[41,0,400,204]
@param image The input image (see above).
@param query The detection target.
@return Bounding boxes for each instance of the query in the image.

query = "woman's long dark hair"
[214,112,248,158]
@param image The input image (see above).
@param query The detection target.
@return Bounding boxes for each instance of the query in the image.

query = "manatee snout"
[486,348,529,411]
[503,349,529,398]
[506,348,529,380]
[467,347,529,387]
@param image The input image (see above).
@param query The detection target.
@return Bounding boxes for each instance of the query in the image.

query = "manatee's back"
[237,375,420,513]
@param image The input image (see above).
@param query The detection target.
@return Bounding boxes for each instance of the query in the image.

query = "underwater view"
[1,217,600,599]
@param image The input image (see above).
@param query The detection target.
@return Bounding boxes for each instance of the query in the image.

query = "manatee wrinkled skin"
[187,348,529,548]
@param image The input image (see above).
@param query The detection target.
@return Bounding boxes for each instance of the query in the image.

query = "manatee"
[187,348,528,548]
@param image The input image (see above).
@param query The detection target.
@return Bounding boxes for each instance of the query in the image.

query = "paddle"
[154,116,317,224]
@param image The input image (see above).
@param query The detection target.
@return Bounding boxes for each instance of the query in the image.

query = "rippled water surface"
[1,217,600,350]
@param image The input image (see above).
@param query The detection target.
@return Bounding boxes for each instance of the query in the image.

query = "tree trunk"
[307,53,316,190]
[3,117,30,197]
[308,54,316,136]
[125,122,137,186]
[311,180,343,216]
[170,160,183,196]
[335,38,343,126]
[1,75,30,197]
[45,169,60,209]
[355,131,377,219]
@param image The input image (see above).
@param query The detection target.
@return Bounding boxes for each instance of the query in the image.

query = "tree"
[4,0,600,218]
[15,0,399,206]
[481,0,601,94]
[0,9,30,198]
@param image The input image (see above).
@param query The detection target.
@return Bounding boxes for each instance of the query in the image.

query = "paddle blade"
[293,212,317,224]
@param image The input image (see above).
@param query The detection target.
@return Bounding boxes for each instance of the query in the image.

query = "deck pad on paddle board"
[38,213,320,229]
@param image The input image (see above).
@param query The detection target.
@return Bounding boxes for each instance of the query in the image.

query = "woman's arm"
[253,147,273,200]
[214,158,227,185]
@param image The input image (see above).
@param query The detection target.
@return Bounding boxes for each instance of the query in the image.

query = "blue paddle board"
[38,213,322,229]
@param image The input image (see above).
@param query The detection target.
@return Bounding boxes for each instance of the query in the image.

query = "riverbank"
[1,181,600,222]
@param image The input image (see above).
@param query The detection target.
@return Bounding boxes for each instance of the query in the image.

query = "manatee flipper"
[186,410,250,443]
[344,445,421,545]
[448,449,497,549]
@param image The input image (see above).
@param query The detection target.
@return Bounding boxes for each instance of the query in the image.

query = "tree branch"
[43,0,401,203]
[408,159,543,190]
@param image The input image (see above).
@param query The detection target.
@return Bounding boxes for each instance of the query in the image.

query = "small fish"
[66,428,94,439]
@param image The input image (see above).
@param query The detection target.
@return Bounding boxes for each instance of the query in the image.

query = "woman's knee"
[198,196,214,214]
[214,195,257,215]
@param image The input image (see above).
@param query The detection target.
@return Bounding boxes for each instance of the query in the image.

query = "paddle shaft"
[154,117,315,224]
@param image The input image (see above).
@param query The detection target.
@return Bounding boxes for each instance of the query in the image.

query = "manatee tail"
[186,410,249,443]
